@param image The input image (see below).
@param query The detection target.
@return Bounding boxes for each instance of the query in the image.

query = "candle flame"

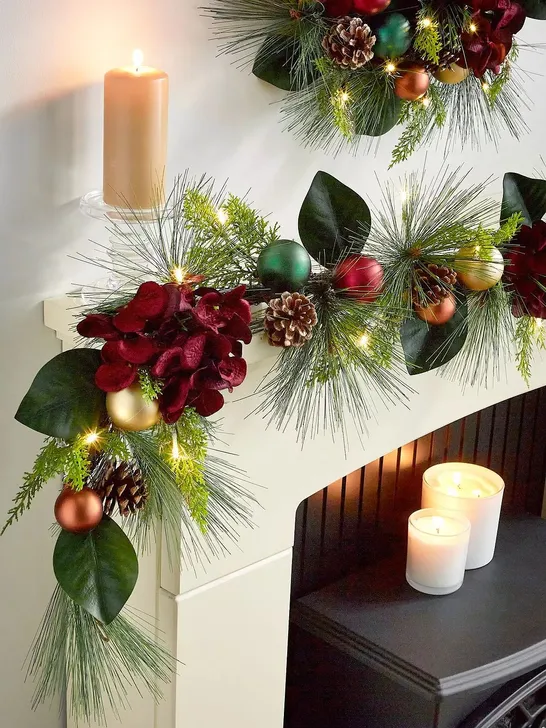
[132,48,144,71]
[453,471,462,487]
[473,490,482,498]
[432,516,444,534]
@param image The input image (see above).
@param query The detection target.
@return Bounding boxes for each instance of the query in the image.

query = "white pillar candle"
[422,463,505,570]
[406,509,471,595]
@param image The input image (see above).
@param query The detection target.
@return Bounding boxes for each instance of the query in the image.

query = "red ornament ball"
[332,255,384,302]
[415,294,456,326]
[353,0,392,14]
[394,66,430,101]
[54,486,103,534]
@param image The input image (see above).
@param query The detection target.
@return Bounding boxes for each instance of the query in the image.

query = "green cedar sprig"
[514,316,545,386]
[138,368,164,404]
[2,437,93,535]
[413,10,442,65]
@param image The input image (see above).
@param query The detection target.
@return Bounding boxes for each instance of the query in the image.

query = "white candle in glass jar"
[422,463,505,570]
[406,509,471,595]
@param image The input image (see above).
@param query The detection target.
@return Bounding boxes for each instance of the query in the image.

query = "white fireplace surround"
[44,296,546,728]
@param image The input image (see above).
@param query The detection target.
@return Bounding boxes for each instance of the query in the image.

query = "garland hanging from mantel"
[4,168,546,723]
[203,0,544,163]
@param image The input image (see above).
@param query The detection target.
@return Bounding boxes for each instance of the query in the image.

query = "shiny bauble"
[257,240,312,292]
[354,0,391,14]
[394,66,430,101]
[332,254,384,302]
[106,382,161,432]
[456,245,504,291]
[55,487,103,534]
[415,294,456,326]
[373,14,411,60]
[433,63,470,85]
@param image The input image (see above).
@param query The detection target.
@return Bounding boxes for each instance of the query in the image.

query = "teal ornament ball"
[257,240,312,292]
[374,13,411,60]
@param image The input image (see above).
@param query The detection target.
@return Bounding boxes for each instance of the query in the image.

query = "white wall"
[0,1,544,725]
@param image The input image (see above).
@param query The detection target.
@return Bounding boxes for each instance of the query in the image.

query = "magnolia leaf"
[354,94,402,137]
[298,171,371,264]
[400,296,468,375]
[53,515,138,625]
[516,0,546,18]
[15,349,105,440]
[501,173,546,226]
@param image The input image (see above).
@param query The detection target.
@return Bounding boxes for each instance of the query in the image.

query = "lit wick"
[133,48,144,73]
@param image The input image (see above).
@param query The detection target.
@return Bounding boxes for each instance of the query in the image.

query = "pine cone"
[322,17,376,70]
[264,292,318,348]
[413,263,458,306]
[94,462,148,517]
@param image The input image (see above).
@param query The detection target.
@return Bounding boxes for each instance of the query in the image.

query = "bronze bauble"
[54,487,103,534]
[394,66,430,101]
[456,245,504,291]
[106,383,161,432]
[415,294,457,326]
[433,63,470,85]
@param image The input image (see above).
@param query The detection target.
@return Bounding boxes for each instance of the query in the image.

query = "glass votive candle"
[406,508,471,596]
[422,463,505,570]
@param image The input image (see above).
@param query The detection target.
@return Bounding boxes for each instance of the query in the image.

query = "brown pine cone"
[413,263,458,306]
[322,17,376,70]
[94,462,148,517]
[264,292,318,348]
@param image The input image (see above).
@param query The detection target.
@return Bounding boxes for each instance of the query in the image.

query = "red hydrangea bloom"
[460,0,525,77]
[322,0,355,15]
[77,281,252,421]
[503,221,546,319]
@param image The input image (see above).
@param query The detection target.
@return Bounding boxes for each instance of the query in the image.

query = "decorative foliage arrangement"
[203,0,544,162]
[6,169,546,722]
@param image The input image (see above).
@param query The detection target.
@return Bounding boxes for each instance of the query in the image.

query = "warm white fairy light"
[84,431,100,446]
[171,266,187,284]
[469,22,478,32]
[421,96,431,108]
[340,90,350,104]
[400,187,408,203]
[358,332,370,349]
[172,433,180,461]
[385,62,397,74]
[420,17,433,28]
[482,82,490,92]
[217,208,229,225]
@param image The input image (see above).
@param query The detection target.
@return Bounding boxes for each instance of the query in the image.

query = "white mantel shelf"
[43,295,546,728]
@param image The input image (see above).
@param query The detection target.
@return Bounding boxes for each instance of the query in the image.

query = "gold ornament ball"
[55,487,103,534]
[106,382,161,432]
[415,294,457,326]
[456,245,504,291]
[433,63,470,85]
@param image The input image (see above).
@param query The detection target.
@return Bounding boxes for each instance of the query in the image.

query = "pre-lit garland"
[5,168,546,723]
[203,0,544,162]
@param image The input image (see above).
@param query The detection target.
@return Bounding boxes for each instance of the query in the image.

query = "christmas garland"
[203,0,544,162]
[6,170,546,722]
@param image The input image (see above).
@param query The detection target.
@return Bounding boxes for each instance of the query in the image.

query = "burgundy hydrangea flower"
[321,0,356,16]
[503,221,546,319]
[460,0,525,77]
[77,281,252,421]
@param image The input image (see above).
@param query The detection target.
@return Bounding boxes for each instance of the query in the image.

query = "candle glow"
[132,48,144,72]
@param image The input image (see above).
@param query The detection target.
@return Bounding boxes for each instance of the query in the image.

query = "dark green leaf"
[53,515,138,624]
[15,349,105,440]
[400,296,468,375]
[298,171,371,263]
[501,173,546,226]
[517,0,546,18]
[253,38,292,91]
[354,94,402,137]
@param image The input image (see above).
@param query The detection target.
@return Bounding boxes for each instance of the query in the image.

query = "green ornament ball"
[257,240,312,292]
[374,13,411,60]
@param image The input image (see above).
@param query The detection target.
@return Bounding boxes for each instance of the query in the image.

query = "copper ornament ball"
[433,63,470,85]
[54,487,103,534]
[415,294,457,326]
[394,66,430,101]
[106,382,161,432]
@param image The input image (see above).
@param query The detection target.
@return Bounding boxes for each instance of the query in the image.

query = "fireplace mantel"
[43,295,546,728]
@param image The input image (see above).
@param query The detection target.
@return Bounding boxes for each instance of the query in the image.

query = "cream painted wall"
[0,1,545,725]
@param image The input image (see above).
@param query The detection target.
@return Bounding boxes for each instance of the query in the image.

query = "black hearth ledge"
[291,514,546,700]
